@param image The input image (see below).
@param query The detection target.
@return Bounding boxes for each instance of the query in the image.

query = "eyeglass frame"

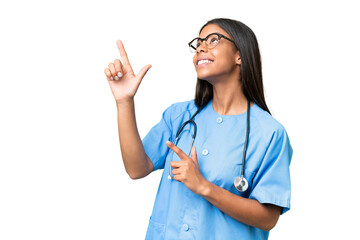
[188,32,237,52]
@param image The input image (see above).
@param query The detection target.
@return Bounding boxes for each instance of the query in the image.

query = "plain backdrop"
[1,0,359,239]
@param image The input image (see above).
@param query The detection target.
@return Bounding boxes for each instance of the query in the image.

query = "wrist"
[198,179,212,197]
[116,97,134,106]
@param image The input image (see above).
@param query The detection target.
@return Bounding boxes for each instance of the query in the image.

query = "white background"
[1,0,359,239]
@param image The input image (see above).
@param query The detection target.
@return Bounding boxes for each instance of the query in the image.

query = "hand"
[104,40,152,103]
[166,141,209,196]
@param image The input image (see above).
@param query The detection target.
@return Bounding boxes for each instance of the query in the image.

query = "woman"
[104,18,293,240]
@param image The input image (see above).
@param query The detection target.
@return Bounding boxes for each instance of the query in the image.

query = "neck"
[211,79,251,116]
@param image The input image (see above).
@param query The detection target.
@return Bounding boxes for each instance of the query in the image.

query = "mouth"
[197,59,214,66]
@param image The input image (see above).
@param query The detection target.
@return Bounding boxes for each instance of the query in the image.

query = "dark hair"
[194,18,271,115]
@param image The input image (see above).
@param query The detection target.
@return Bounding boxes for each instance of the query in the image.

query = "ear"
[235,52,241,65]
[237,57,241,65]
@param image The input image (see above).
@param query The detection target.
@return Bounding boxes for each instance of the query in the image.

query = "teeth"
[198,59,213,65]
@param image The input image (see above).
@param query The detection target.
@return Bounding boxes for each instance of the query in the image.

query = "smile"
[197,59,214,66]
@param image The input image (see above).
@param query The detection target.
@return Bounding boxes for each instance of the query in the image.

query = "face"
[192,24,241,83]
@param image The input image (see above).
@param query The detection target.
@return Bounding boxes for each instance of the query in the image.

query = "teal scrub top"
[142,99,293,240]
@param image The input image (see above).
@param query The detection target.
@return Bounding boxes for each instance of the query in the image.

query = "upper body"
[142,98,292,239]
[104,17,293,240]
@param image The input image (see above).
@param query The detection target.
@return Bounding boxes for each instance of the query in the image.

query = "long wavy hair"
[194,18,271,115]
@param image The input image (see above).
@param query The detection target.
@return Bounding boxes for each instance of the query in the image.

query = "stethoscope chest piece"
[234,176,248,192]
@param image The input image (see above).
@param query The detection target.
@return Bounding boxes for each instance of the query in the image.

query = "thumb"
[191,146,198,166]
[135,64,152,83]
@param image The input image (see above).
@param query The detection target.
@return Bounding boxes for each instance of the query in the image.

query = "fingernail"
[110,76,114,80]
[117,72,122,78]
[114,76,119,80]
[166,141,171,145]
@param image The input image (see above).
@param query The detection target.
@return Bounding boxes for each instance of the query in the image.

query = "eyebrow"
[198,32,220,39]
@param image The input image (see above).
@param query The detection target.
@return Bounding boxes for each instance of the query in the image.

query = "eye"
[207,35,219,46]
[210,36,219,44]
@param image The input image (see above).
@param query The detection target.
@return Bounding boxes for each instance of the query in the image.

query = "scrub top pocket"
[145,216,166,240]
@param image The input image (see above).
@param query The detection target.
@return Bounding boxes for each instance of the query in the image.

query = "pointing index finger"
[116,40,132,69]
[166,141,188,159]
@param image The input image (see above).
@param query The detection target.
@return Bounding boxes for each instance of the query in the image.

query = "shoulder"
[161,99,197,130]
[251,103,290,142]
[251,103,293,160]
[163,99,197,120]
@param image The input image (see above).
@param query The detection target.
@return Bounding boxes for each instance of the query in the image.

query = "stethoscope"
[167,99,251,192]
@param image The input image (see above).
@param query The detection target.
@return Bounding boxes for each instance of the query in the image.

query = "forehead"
[199,24,230,38]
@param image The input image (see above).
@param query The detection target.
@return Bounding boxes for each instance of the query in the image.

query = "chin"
[197,72,220,85]
[197,70,213,79]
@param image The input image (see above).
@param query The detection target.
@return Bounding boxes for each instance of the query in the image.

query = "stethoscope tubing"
[241,100,250,177]
[168,99,250,192]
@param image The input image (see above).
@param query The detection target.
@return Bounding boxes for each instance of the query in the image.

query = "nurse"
[104,18,293,240]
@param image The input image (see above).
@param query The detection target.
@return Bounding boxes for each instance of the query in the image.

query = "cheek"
[214,52,236,71]
[218,48,236,63]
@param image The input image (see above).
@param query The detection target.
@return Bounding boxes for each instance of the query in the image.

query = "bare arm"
[201,181,281,231]
[116,98,154,179]
[104,40,153,179]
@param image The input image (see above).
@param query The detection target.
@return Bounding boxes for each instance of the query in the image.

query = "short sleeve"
[142,104,174,171]
[249,127,293,214]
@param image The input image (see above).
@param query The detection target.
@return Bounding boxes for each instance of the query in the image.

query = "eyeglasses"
[188,33,237,53]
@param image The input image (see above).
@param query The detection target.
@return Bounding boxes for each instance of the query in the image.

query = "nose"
[196,40,208,53]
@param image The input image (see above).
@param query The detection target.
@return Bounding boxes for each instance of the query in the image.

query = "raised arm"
[104,40,154,179]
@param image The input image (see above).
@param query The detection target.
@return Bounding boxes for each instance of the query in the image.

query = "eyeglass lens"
[190,34,220,52]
